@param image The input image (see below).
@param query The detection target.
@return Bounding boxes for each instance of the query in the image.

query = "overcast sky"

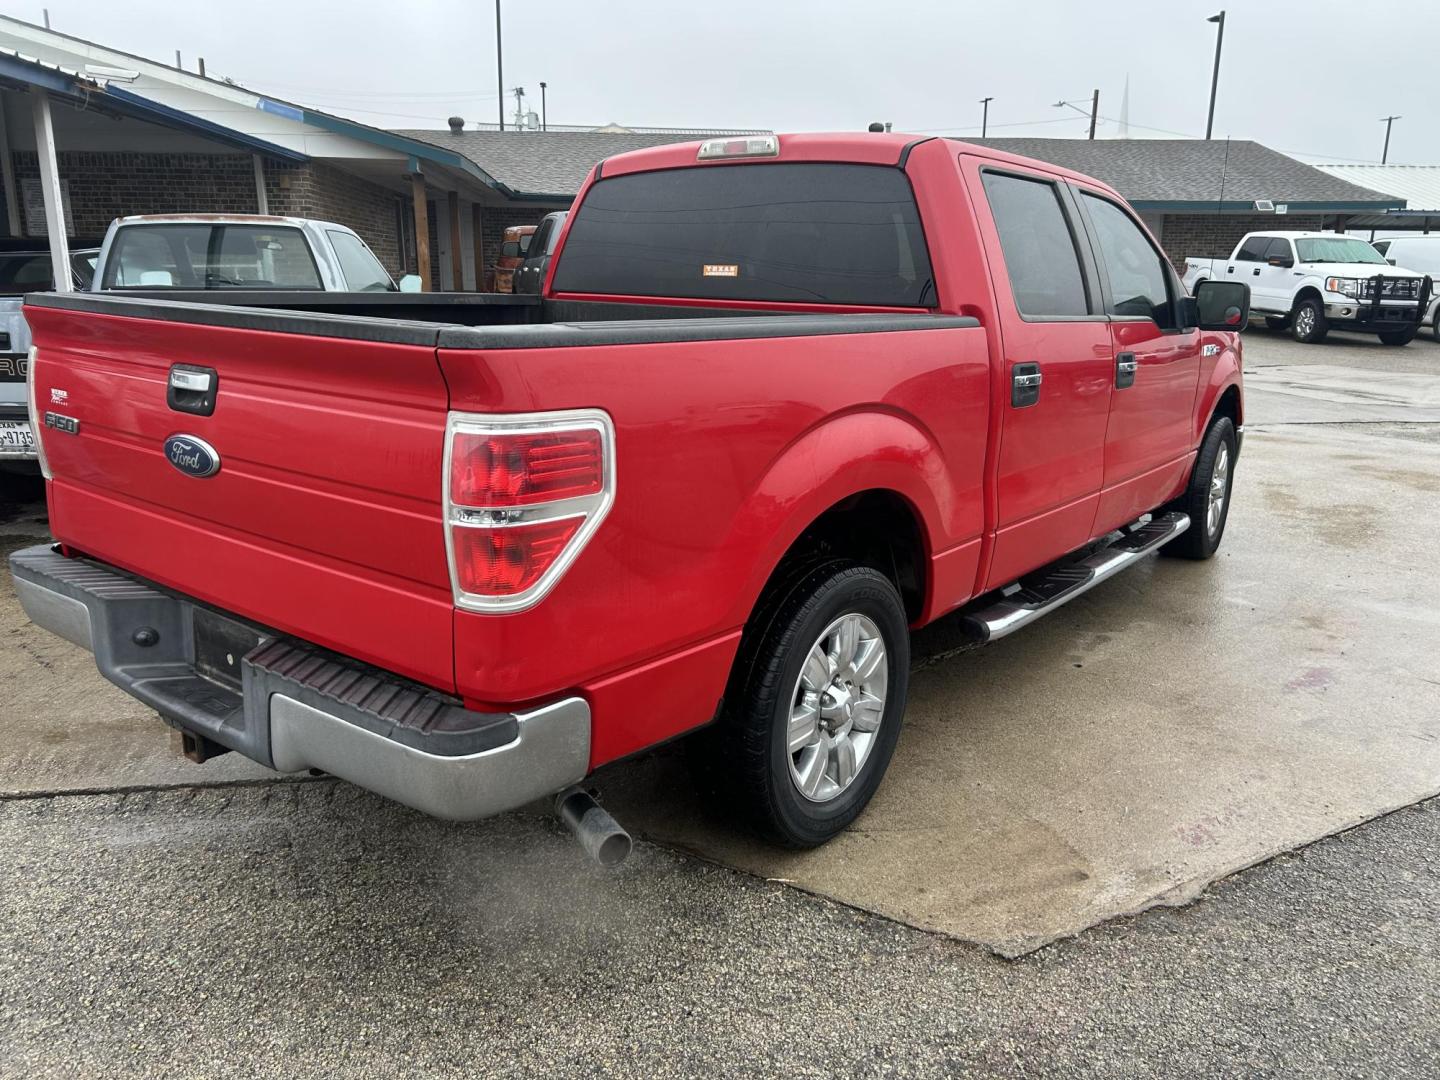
[3,0,1430,165]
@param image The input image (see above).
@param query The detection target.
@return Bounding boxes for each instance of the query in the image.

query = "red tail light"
[445,410,615,613]
[450,428,603,507]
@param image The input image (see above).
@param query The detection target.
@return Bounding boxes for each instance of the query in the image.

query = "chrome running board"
[960,512,1190,644]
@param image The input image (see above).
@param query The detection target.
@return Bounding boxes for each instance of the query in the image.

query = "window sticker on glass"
[703,264,739,277]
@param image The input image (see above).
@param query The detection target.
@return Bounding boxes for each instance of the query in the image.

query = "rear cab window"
[103,224,323,289]
[551,162,935,306]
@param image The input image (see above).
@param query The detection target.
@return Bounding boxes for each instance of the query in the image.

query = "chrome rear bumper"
[9,544,591,820]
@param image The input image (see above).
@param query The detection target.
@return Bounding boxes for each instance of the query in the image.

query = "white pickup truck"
[1182,231,1432,345]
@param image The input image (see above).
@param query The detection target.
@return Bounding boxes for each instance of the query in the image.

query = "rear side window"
[1080,194,1175,329]
[551,163,934,306]
[980,171,1090,318]
[1235,236,1270,262]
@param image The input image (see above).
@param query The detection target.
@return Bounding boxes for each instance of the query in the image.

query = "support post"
[252,154,269,214]
[30,90,71,292]
[410,171,431,292]
[447,191,463,291]
[1088,88,1099,140]
[471,202,485,291]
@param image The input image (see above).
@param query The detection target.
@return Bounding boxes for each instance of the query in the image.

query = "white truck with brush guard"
[1182,231,1432,345]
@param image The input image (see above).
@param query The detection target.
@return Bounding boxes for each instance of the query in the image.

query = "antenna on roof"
[1216,136,1231,216]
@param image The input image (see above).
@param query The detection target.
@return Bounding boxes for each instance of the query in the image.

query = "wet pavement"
[1,332,1438,1071]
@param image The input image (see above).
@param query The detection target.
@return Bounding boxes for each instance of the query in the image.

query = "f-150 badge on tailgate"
[164,434,221,478]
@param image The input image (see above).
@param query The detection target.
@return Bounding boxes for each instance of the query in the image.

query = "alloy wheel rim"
[1297,308,1314,336]
[786,613,888,803]
[1207,443,1230,536]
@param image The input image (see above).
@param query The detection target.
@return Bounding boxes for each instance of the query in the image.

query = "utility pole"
[1054,94,1099,139]
[539,82,548,131]
[495,0,505,131]
[1205,11,1225,139]
[1380,115,1401,163]
[511,87,526,129]
[979,96,993,138]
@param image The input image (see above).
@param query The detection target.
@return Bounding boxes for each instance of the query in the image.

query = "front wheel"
[1291,298,1329,344]
[1378,328,1417,346]
[700,562,910,847]
[1163,416,1238,561]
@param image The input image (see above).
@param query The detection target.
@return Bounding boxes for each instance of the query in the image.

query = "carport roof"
[968,138,1405,213]
[0,46,307,162]
[393,129,758,201]
[1310,164,1440,216]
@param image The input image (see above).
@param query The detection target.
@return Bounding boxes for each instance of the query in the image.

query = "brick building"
[973,138,1404,268]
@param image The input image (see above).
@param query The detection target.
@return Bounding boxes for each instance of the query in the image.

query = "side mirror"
[397,274,422,293]
[1267,256,1294,268]
[1193,278,1250,331]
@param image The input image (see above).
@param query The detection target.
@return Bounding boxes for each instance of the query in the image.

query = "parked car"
[513,211,568,295]
[1372,235,1440,342]
[92,214,410,292]
[1182,231,1430,344]
[12,133,1248,855]
[0,242,100,470]
[489,224,535,293]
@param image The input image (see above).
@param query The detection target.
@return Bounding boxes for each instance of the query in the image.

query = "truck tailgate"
[24,298,456,692]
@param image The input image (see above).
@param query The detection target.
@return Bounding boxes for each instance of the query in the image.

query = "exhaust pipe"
[554,786,632,867]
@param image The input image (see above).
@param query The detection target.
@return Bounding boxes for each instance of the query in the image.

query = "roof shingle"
[394,129,718,199]
[968,139,1403,210]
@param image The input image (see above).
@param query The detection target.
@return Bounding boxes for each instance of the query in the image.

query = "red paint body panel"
[441,326,992,739]
[24,132,1244,779]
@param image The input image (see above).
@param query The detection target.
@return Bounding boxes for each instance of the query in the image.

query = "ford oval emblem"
[164,434,221,478]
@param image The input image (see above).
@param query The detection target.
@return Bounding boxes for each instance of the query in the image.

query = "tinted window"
[545,214,567,253]
[981,172,1090,317]
[1263,237,1293,262]
[500,240,520,258]
[1081,194,1174,328]
[1372,240,1390,256]
[0,253,57,294]
[103,224,322,289]
[529,219,555,257]
[328,230,394,291]
[552,163,934,306]
[1235,236,1270,262]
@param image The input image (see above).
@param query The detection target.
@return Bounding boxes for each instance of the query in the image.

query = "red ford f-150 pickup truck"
[12,133,1248,854]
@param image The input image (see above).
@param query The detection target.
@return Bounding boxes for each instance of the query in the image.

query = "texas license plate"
[0,420,34,457]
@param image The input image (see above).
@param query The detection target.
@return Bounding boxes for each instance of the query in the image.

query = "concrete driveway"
[2,331,1437,960]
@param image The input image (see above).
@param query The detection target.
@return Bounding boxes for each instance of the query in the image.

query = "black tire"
[1378,328,1417,346]
[698,562,909,848]
[1431,315,1440,343]
[1291,297,1329,344]
[1264,315,1290,333]
[1162,416,1238,561]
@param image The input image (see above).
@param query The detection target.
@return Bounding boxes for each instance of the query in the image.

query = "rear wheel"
[697,562,909,847]
[1379,328,1417,346]
[1291,297,1329,344]
[1163,416,1237,561]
